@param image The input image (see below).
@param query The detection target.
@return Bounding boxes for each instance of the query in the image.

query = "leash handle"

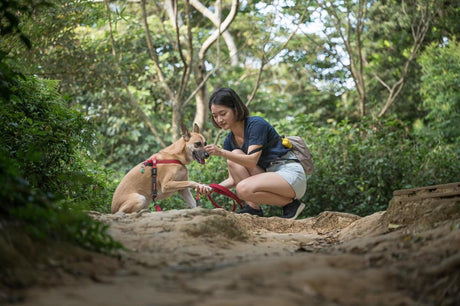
[207,184,244,212]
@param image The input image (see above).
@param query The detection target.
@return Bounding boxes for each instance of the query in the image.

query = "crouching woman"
[201,87,306,219]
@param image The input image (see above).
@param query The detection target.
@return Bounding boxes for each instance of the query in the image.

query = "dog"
[111,123,209,213]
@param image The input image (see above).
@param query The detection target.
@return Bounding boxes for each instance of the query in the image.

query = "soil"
[4,183,460,305]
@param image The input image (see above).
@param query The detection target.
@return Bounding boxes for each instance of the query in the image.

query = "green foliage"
[0,75,121,254]
[298,116,460,217]
[161,114,458,218]
[9,203,122,253]
[2,0,458,222]
[0,144,121,254]
[0,145,50,216]
[2,77,88,192]
[363,0,423,119]
[0,0,50,98]
[1,76,116,212]
[418,39,460,142]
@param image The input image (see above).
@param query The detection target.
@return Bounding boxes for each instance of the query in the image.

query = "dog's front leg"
[161,179,200,193]
[160,175,200,208]
[178,188,196,208]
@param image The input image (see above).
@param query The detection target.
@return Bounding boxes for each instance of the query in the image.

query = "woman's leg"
[236,172,295,206]
[227,149,265,209]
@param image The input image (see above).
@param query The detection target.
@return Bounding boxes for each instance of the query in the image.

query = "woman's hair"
[208,88,249,128]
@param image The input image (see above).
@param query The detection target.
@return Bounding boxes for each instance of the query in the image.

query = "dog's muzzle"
[193,150,209,165]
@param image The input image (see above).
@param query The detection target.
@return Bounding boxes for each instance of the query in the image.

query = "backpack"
[249,134,314,175]
[285,136,314,175]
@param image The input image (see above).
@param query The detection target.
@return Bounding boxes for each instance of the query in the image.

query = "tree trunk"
[172,98,183,141]
[192,0,239,130]
[105,0,165,147]
[193,72,208,131]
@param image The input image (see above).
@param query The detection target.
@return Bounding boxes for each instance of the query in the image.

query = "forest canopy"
[0,0,459,254]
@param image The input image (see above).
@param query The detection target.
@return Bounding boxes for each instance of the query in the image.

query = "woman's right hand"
[205,144,225,157]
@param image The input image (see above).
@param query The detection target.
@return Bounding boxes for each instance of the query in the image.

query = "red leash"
[206,184,244,212]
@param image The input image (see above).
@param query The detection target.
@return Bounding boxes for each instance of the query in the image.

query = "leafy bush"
[419,39,460,142]
[0,76,121,252]
[138,114,459,218]
[1,77,116,211]
[298,115,460,217]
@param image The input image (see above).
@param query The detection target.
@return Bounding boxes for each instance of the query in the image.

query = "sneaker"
[282,199,305,219]
[236,204,264,217]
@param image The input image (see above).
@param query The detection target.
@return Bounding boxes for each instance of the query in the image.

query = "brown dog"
[111,123,209,213]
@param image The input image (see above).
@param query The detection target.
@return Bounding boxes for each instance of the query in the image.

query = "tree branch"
[198,0,239,62]
[103,0,165,147]
[190,0,239,66]
[377,0,432,117]
[140,0,175,101]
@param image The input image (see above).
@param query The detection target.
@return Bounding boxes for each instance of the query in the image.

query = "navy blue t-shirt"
[223,116,289,169]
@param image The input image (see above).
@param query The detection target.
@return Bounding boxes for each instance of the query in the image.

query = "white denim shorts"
[266,151,307,199]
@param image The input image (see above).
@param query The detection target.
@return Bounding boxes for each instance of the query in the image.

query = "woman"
[199,87,307,219]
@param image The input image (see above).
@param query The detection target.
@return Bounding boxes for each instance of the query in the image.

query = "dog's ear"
[181,123,191,141]
[193,123,200,134]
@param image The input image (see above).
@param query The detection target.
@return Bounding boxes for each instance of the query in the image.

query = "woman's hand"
[205,144,225,157]
[196,183,213,195]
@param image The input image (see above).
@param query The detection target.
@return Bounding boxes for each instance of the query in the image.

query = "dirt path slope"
[16,183,460,305]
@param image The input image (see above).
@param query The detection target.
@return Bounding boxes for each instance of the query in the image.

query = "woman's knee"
[226,159,238,169]
[236,179,255,199]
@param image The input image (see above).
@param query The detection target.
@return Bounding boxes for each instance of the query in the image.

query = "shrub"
[419,39,460,142]
[142,114,459,218]
[300,116,459,217]
[0,76,121,251]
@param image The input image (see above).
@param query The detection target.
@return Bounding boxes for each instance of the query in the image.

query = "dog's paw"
[135,208,151,218]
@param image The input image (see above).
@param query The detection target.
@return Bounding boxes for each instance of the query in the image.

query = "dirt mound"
[383,182,460,228]
[10,183,460,305]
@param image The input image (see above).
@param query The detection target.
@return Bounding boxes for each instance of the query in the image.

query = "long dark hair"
[208,88,249,128]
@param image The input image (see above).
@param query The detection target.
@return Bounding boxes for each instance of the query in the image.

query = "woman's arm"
[219,177,235,189]
[205,144,262,170]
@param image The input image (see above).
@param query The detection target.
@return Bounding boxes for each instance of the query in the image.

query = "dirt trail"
[16,183,460,305]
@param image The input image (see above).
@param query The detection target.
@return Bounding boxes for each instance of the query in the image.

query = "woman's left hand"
[196,183,213,195]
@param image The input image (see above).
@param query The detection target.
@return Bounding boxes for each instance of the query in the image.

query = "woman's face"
[210,104,237,130]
